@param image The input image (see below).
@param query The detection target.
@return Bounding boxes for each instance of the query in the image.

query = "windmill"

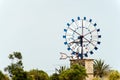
[60,17,101,80]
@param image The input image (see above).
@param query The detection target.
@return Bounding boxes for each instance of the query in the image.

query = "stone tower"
[70,59,94,80]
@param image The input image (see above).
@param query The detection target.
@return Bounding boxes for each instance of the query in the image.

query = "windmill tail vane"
[60,52,72,60]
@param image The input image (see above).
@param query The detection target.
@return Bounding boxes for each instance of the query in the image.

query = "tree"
[55,66,67,74]
[11,68,31,80]
[4,52,23,76]
[108,70,120,80]
[50,66,67,80]
[28,69,49,80]
[0,71,9,80]
[50,73,59,80]
[59,64,87,80]
[93,59,110,78]
[4,52,30,80]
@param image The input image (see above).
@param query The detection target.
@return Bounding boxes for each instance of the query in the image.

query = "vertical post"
[81,19,84,59]
[80,35,83,59]
[81,46,83,59]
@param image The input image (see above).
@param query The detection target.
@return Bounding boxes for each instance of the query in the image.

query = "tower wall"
[70,59,94,80]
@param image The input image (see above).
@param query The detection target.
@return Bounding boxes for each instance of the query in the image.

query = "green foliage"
[55,66,67,74]
[59,64,87,80]
[13,52,22,59]
[50,66,67,80]
[108,70,120,80]
[12,70,31,80]
[0,71,9,80]
[94,59,110,78]
[92,77,101,80]
[4,52,120,80]
[4,52,23,76]
[3,52,50,80]
[28,69,49,80]
[4,52,30,80]
[50,73,59,80]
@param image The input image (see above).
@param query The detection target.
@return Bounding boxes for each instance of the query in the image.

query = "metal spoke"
[82,20,83,35]
[83,37,96,47]
[83,29,96,36]
[74,20,79,29]
[69,39,80,44]
[69,27,81,36]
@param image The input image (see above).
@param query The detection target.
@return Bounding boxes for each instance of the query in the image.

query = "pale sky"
[0,0,120,74]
